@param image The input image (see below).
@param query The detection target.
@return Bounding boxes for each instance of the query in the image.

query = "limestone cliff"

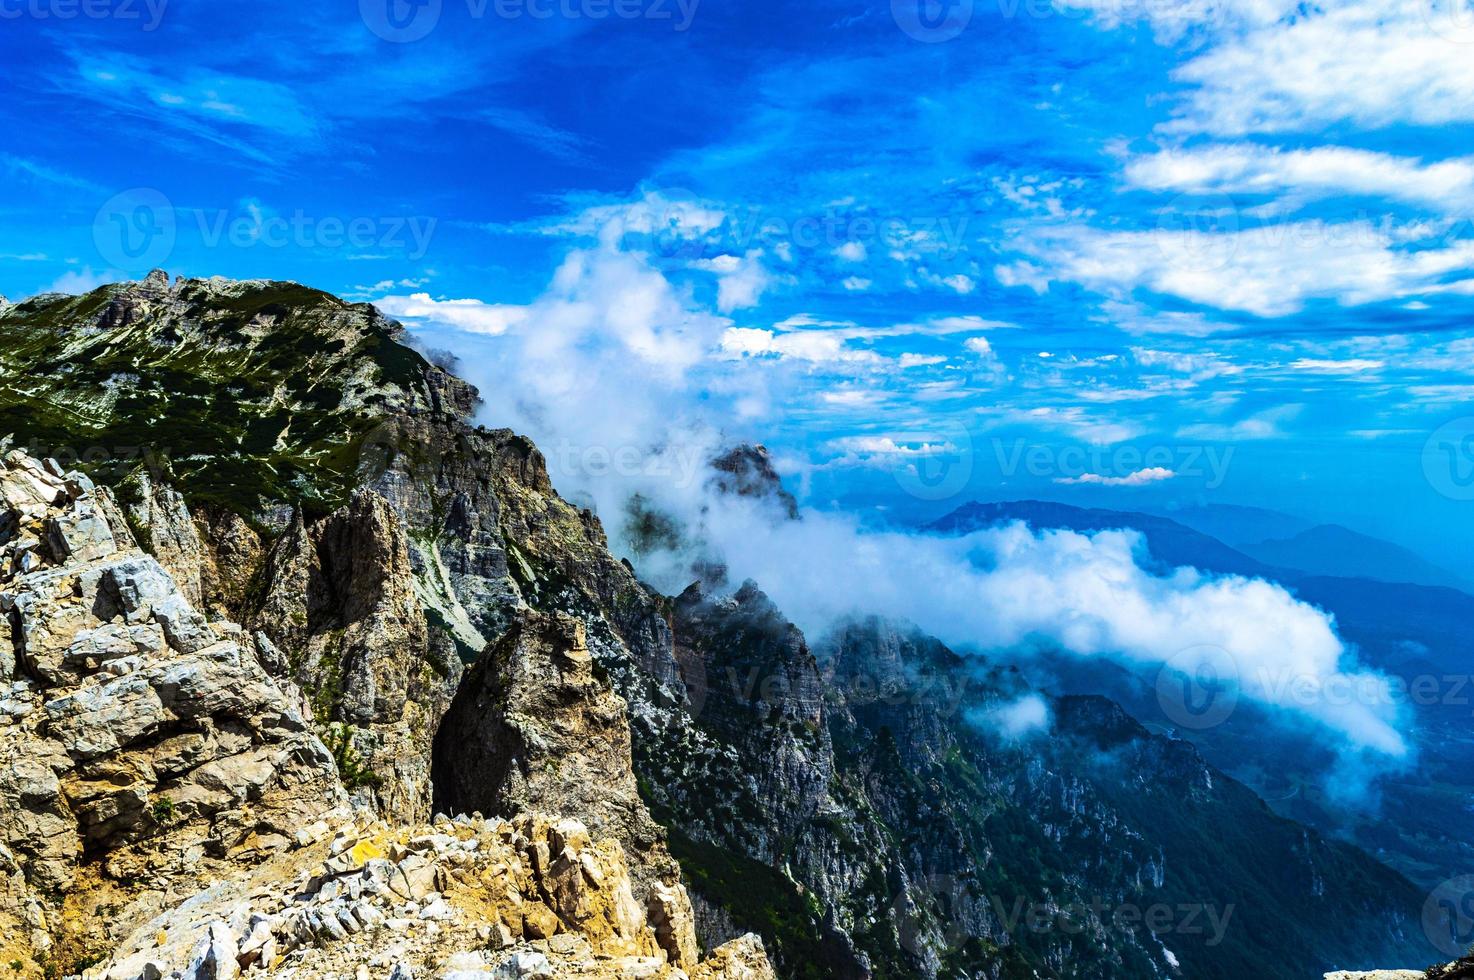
[0,450,348,974]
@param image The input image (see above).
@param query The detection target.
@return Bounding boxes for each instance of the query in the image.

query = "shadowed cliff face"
[430,610,677,899]
[0,275,1442,980]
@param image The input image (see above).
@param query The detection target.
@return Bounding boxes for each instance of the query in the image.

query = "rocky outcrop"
[95,811,774,980]
[249,490,462,822]
[708,446,798,521]
[431,612,675,900]
[0,450,348,975]
[117,469,209,609]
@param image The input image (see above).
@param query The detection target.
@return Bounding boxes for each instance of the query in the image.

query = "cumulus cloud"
[1166,3,1474,135]
[1009,221,1474,317]
[1068,0,1474,135]
[968,693,1052,741]
[1125,145,1474,214]
[389,195,1410,793]
[373,293,527,335]
[1055,467,1176,487]
[691,250,772,312]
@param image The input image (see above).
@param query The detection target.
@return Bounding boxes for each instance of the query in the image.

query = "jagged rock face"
[116,468,208,609]
[708,446,799,520]
[95,811,773,980]
[0,450,348,975]
[431,611,675,900]
[249,489,462,822]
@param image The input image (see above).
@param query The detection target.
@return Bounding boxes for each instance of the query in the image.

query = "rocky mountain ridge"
[0,272,1447,978]
[0,447,773,980]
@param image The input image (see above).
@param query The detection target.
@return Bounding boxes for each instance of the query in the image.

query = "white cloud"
[407,205,1409,791]
[1125,144,1474,213]
[1099,301,1236,338]
[704,517,1407,765]
[1011,221,1474,317]
[1056,466,1178,487]
[691,250,772,312]
[1288,358,1385,375]
[995,259,1051,294]
[46,266,125,295]
[1167,4,1474,136]
[718,326,884,366]
[374,293,528,335]
[922,271,976,295]
[531,188,728,244]
[995,405,1142,445]
[1133,347,1241,382]
[834,241,867,262]
[841,276,872,292]
[1069,1,1474,136]
[969,693,1052,741]
[1178,404,1301,440]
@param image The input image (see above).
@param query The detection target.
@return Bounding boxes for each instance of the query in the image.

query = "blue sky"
[5,0,1474,572]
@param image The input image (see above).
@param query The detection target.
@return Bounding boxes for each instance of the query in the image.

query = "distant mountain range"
[927,498,1474,890]
[934,500,1470,595]
[1239,523,1473,593]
